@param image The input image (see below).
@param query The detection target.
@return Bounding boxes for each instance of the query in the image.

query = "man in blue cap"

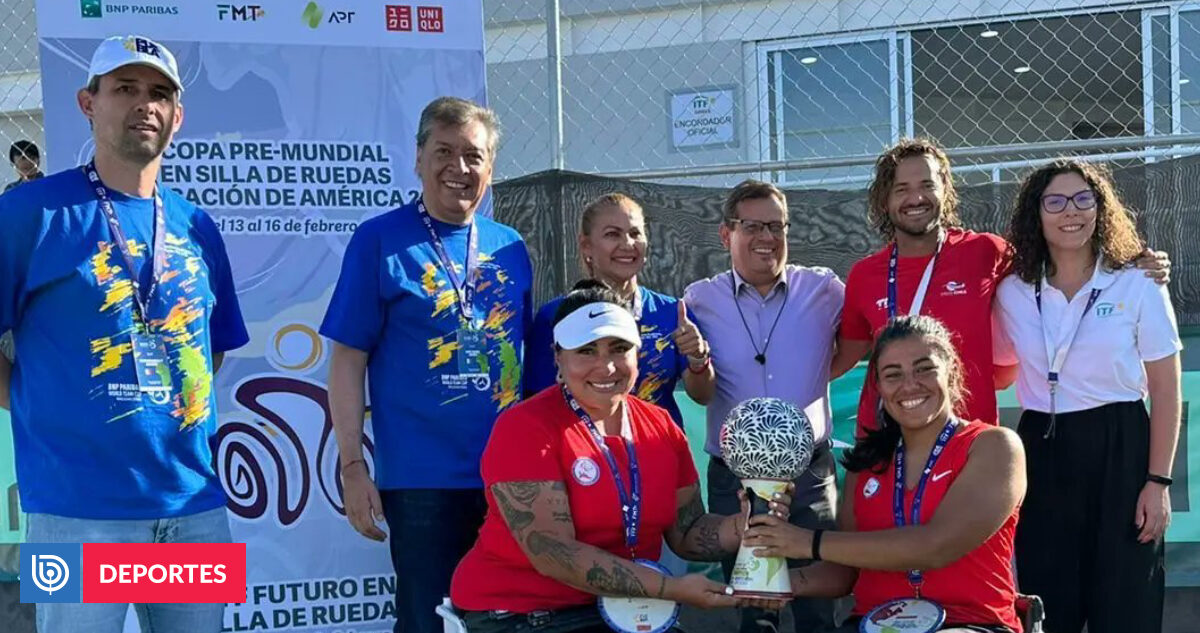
[0,35,248,632]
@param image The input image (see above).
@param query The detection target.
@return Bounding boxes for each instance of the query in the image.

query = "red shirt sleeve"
[985,232,1014,280]
[481,401,563,485]
[839,263,873,341]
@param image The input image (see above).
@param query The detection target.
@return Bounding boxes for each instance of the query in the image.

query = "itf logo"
[20,543,82,603]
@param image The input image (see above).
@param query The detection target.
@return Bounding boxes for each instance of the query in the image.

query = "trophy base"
[730,589,793,599]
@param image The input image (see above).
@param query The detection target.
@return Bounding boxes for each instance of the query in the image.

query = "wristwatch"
[1147,473,1173,486]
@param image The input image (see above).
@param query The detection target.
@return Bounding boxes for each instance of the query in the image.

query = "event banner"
[30,1,486,630]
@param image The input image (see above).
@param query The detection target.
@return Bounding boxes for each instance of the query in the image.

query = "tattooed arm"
[491,480,735,607]
[662,484,741,561]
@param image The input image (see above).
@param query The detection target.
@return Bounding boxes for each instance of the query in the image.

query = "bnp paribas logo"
[80,0,102,18]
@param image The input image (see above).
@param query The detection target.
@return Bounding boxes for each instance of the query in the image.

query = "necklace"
[730,272,787,365]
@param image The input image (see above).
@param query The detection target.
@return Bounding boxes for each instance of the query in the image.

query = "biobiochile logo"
[20,542,245,604]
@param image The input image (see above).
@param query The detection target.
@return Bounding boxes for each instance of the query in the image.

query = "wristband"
[812,528,825,561]
[688,356,711,374]
[1147,473,1173,486]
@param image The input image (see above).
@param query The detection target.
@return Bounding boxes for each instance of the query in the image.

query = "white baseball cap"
[87,35,183,93]
[553,302,641,351]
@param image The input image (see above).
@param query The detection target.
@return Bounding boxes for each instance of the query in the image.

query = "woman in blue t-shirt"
[524,193,715,425]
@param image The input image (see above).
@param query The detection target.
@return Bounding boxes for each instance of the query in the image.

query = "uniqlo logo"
[386,5,412,31]
[417,6,443,32]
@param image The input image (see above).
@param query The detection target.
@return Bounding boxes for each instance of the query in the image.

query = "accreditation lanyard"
[562,385,641,558]
[416,200,479,325]
[1035,279,1102,438]
[887,232,945,319]
[893,418,958,597]
[83,161,166,329]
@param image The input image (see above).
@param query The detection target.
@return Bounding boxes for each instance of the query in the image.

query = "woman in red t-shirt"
[744,315,1027,632]
[449,281,788,632]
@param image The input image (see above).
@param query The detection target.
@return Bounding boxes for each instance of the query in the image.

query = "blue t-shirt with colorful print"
[524,286,689,425]
[0,168,249,519]
[320,200,532,489]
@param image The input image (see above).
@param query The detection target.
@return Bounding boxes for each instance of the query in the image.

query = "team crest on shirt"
[863,476,880,498]
[941,280,967,296]
[572,457,601,486]
[874,297,889,311]
[1095,302,1123,318]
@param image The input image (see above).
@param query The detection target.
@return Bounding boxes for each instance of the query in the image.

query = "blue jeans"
[25,507,231,633]
[381,488,486,633]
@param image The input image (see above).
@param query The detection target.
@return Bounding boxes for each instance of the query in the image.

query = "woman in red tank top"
[744,315,1028,632]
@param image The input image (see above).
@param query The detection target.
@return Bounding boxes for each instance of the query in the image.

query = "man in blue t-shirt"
[0,36,248,632]
[321,97,532,633]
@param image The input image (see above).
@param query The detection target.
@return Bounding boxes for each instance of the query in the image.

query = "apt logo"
[20,543,82,603]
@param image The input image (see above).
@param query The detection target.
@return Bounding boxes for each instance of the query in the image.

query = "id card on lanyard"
[1035,278,1102,438]
[561,385,641,558]
[562,386,682,633]
[886,231,945,319]
[84,162,173,402]
[860,419,959,633]
[416,201,484,375]
[893,417,958,597]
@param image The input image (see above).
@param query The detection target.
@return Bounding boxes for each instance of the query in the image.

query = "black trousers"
[381,488,488,633]
[707,443,838,633]
[1015,401,1165,633]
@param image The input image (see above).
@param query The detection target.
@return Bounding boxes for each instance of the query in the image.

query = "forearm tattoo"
[673,493,706,536]
[687,516,727,560]
[527,530,581,571]
[492,481,580,572]
[585,561,649,597]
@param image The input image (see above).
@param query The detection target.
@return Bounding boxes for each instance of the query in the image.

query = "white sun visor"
[552,302,641,350]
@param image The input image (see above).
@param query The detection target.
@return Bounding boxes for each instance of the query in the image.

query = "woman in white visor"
[449,280,790,632]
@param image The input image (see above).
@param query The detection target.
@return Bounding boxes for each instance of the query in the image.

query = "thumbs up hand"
[674,299,710,367]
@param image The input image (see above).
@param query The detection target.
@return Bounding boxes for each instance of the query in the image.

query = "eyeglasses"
[728,219,789,236]
[1041,190,1096,214]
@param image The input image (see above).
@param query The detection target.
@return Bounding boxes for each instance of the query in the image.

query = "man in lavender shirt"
[684,179,844,633]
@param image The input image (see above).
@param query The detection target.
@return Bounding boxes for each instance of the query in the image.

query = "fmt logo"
[217,4,264,21]
[20,543,82,603]
[385,5,412,31]
[80,0,102,17]
[691,95,712,114]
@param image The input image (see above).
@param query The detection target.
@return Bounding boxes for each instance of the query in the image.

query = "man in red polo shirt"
[833,139,1168,436]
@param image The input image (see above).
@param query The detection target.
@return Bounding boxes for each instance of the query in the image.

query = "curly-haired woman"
[994,159,1181,633]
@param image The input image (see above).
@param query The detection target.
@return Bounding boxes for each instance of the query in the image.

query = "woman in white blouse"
[995,159,1181,633]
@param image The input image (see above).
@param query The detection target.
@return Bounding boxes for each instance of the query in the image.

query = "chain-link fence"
[6,1,1200,188]
[0,0,41,189]
[484,0,1200,187]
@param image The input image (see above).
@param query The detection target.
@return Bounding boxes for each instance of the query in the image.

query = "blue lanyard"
[886,233,944,319]
[1034,279,1102,438]
[561,385,641,557]
[83,161,166,328]
[893,418,958,593]
[416,200,479,324]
